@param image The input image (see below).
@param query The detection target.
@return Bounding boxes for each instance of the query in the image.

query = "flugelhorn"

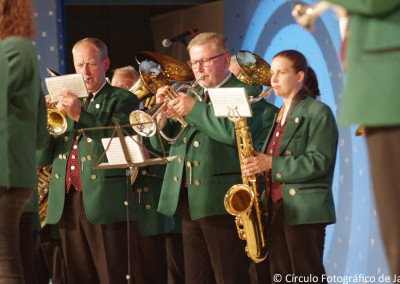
[46,68,68,135]
[291,1,346,32]
[234,50,273,100]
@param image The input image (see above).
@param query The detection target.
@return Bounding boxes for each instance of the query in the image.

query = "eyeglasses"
[187,53,226,69]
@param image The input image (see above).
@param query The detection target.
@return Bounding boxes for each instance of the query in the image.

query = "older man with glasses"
[151,32,277,284]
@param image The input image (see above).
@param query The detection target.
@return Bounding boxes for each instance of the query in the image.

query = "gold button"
[91,174,97,180]
[87,138,92,143]
[284,150,292,156]
[289,188,296,196]
[95,103,100,109]
[143,187,149,192]
[141,169,147,175]
[194,180,201,186]
[58,154,63,159]
[87,155,92,161]
[186,162,191,167]
[178,157,183,163]
[193,141,200,147]
[193,161,200,167]
[62,154,67,160]
[145,204,151,210]
[295,117,300,123]
[64,136,68,142]
[81,157,87,162]
[276,173,282,179]
[173,176,179,182]
[137,188,142,193]
[183,137,187,144]
[54,174,60,179]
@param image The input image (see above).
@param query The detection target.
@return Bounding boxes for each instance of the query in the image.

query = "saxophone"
[224,118,267,263]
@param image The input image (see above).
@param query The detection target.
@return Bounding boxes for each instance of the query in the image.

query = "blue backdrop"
[32,0,391,280]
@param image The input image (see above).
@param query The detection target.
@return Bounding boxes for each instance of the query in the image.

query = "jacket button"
[276,173,282,179]
[143,187,149,192]
[64,136,68,142]
[194,179,201,186]
[193,160,200,167]
[173,176,179,182]
[289,188,296,196]
[193,141,200,147]
[295,117,300,123]
[87,138,92,143]
[141,169,147,175]
[91,174,97,180]
[284,150,292,156]
[54,174,60,179]
[183,137,187,144]
[177,157,183,163]
[58,154,63,159]
[145,204,151,210]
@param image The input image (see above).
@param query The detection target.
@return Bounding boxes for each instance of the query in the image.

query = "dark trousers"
[130,221,167,284]
[19,213,37,284]
[59,189,137,284]
[181,192,252,284]
[34,225,67,284]
[268,201,327,284]
[366,126,400,276]
[166,233,185,284]
[0,187,33,284]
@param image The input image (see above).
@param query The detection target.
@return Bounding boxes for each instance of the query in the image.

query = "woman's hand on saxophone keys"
[241,151,272,176]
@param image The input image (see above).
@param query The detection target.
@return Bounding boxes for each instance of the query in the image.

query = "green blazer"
[152,76,277,220]
[262,96,338,225]
[132,163,174,236]
[37,83,140,224]
[0,37,48,191]
[328,0,400,126]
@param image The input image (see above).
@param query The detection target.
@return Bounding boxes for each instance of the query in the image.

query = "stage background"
[32,0,390,279]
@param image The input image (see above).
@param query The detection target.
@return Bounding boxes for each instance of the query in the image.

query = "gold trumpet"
[129,51,203,143]
[129,79,203,144]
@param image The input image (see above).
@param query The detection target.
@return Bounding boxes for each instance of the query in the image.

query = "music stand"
[78,118,176,283]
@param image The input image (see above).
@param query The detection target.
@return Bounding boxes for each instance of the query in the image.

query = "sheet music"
[45,74,88,102]
[101,135,144,165]
[207,87,253,117]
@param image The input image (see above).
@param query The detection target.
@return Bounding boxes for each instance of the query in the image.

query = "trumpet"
[291,1,347,32]
[129,78,203,144]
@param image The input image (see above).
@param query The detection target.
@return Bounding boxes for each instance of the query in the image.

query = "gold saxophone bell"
[235,50,273,99]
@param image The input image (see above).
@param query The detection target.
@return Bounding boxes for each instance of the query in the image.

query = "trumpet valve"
[292,3,316,32]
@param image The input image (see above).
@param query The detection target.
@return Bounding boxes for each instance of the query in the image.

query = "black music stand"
[78,118,176,283]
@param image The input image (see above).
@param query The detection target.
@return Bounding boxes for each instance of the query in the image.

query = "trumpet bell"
[47,108,67,135]
[129,110,157,137]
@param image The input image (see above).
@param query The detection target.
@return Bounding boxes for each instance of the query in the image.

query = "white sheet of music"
[207,87,253,117]
[101,135,144,165]
[45,74,88,103]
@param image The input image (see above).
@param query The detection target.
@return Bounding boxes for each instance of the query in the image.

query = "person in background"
[324,0,400,276]
[37,38,141,283]
[111,65,139,90]
[111,66,186,284]
[241,49,338,283]
[0,0,49,283]
[151,32,276,284]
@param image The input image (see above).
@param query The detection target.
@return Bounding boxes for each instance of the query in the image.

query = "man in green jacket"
[325,0,400,276]
[151,32,277,284]
[37,38,140,283]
